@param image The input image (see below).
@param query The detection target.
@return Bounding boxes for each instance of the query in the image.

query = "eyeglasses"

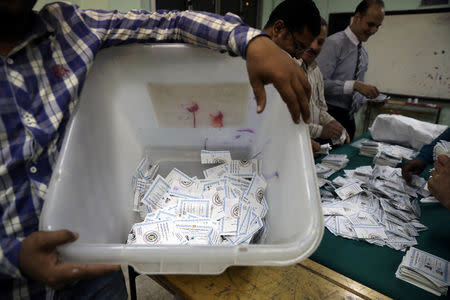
[289,30,311,54]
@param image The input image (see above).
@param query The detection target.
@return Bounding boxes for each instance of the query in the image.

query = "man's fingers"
[273,81,300,123]
[404,173,412,185]
[49,263,120,288]
[374,87,380,97]
[434,159,444,172]
[249,76,267,113]
[402,164,412,184]
[437,154,450,166]
[427,177,436,195]
[70,263,121,279]
[37,230,78,250]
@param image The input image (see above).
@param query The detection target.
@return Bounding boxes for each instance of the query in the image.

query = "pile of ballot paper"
[373,145,417,167]
[396,247,449,296]
[433,140,450,161]
[322,154,349,170]
[354,138,418,166]
[319,164,430,251]
[127,150,267,246]
[315,154,350,187]
[359,140,381,157]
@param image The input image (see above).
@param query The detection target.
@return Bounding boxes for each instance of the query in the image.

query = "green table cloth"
[311,133,450,300]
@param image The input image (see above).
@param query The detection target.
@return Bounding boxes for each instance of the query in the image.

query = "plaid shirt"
[0,2,263,298]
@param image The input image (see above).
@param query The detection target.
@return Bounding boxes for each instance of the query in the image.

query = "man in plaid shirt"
[0,0,320,298]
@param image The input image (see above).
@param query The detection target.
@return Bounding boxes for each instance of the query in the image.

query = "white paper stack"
[359,141,381,157]
[373,146,402,167]
[433,140,450,161]
[373,144,418,167]
[396,247,449,296]
[128,151,266,246]
[321,154,349,170]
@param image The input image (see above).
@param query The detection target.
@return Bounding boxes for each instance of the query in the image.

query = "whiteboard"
[365,11,450,100]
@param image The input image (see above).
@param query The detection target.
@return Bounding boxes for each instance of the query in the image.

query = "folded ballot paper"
[396,247,449,296]
[373,144,417,167]
[128,150,267,246]
[317,143,332,155]
[321,154,349,170]
[433,140,450,161]
[359,141,381,157]
[318,162,430,251]
[331,129,347,146]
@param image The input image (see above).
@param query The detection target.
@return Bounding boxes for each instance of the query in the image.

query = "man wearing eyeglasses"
[317,0,385,140]
[262,0,321,60]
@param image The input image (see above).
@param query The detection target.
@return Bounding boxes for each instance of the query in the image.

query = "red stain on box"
[186,102,199,128]
[210,111,224,128]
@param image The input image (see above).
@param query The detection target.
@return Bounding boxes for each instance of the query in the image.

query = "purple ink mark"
[439,76,442,81]
[203,137,208,150]
[263,171,279,180]
[237,128,255,134]
[186,102,199,128]
[234,135,241,139]
[210,111,224,128]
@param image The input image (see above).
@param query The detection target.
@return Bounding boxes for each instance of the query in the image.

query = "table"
[150,259,391,299]
[311,132,450,300]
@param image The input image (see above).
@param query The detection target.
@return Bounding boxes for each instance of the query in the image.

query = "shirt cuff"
[309,124,323,139]
[227,25,268,59]
[343,80,355,95]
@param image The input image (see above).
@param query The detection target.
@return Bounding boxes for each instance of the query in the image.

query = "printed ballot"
[396,247,449,296]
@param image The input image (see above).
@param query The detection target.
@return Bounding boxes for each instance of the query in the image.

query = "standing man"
[297,18,350,145]
[317,0,385,140]
[0,0,318,299]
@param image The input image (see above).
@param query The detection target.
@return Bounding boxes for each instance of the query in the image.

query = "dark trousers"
[327,105,356,141]
[54,270,128,300]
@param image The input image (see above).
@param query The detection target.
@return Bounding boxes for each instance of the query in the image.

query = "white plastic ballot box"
[40,44,323,274]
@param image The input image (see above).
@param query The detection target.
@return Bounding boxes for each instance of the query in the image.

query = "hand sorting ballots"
[428,155,450,210]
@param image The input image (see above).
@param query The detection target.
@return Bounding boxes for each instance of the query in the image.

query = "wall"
[314,0,450,20]
[314,0,450,134]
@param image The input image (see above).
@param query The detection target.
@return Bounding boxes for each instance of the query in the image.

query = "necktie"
[350,42,364,117]
[353,42,362,80]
